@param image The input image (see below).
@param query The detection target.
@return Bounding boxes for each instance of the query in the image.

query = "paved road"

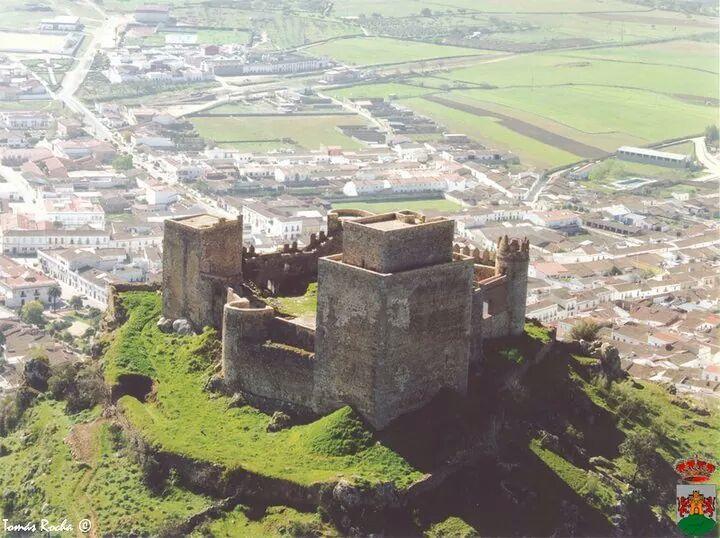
[0,164,34,203]
[55,15,127,142]
[692,137,720,179]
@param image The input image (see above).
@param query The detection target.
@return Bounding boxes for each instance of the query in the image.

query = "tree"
[112,154,134,171]
[619,430,664,501]
[20,301,46,327]
[705,124,719,145]
[569,319,600,342]
[69,295,84,309]
[48,285,62,311]
[421,7,432,16]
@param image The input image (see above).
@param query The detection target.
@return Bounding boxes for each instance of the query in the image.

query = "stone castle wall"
[163,216,244,330]
[313,253,474,429]
[241,230,340,295]
[160,210,530,430]
[222,292,315,415]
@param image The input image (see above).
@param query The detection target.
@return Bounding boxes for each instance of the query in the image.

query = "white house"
[0,255,56,308]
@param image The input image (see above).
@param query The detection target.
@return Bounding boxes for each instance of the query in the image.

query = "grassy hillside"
[0,400,210,534]
[105,291,421,487]
[1,290,717,536]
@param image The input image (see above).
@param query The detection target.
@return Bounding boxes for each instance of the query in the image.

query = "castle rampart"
[163,209,530,430]
[222,289,315,415]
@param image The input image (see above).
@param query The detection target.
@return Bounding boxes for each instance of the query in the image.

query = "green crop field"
[326,39,717,168]
[399,96,582,168]
[191,114,369,151]
[305,37,485,66]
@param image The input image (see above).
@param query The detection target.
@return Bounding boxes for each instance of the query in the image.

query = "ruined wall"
[242,231,340,295]
[314,255,474,429]
[163,216,244,330]
[268,317,315,353]
[240,209,378,296]
[103,282,162,331]
[222,298,315,415]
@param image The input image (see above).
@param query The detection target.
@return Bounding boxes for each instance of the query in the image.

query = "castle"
[162,209,529,429]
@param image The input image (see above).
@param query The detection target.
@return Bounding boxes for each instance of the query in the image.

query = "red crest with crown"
[675,457,716,483]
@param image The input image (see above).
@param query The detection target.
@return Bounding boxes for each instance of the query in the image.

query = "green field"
[400,96,581,168]
[191,114,369,150]
[335,38,717,168]
[305,37,485,66]
[333,197,462,214]
[327,82,434,100]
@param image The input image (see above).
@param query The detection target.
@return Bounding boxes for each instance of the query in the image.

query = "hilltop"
[0,290,717,536]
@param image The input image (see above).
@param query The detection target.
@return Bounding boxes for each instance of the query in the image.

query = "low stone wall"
[269,317,315,353]
[223,300,316,416]
[103,282,161,330]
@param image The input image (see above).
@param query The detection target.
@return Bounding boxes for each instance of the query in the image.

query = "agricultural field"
[0,0,103,30]
[191,114,370,151]
[329,37,717,168]
[326,82,435,101]
[304,37,486,66]
[399,96,581,168]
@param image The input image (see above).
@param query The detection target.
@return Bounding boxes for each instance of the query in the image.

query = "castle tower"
[494,235,530,335]
[162,214,244,330]
[313,212,474,429]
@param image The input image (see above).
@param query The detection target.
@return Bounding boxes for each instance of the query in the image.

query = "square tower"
[313,213,474,429]
[162,214,244,330]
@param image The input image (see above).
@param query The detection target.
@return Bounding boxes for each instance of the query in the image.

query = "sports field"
[0,31,69,53]
[191,114,369,151]
[333,198,462,214]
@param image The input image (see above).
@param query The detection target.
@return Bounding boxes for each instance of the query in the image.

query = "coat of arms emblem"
[675,457,717,537]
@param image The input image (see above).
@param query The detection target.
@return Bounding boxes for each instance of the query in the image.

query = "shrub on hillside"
[569,319,600,342]
[47,362,107,413]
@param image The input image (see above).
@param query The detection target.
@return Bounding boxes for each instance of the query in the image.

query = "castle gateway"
[162,210,529,429]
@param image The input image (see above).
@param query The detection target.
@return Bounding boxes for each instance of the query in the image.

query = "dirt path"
[422,94,609,159]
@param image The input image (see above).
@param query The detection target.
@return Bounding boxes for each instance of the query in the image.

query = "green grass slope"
[0,400,210,534]
[106,291,421,488]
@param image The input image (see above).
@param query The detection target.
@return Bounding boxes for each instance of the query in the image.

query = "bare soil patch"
[66,420,104,464]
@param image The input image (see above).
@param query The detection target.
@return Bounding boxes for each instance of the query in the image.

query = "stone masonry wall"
[222,299,315,415]
[163,216,243,330]
[342,216,454,273]
[242,232,341,295]
[314,255,474,429]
